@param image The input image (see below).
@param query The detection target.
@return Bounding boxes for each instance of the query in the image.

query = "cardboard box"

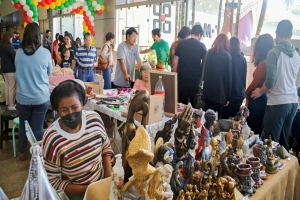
[133,94,164,125]
[85,74,103,94]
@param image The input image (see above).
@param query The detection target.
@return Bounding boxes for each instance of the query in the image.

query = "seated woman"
[133,62,152,91]
[42,79,113,199]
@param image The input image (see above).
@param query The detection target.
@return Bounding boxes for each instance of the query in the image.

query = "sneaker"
[8,106,16,110]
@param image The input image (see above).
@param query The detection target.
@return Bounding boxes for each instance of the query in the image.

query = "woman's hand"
[251,88,263,99]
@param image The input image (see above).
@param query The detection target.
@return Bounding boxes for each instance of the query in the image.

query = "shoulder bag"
[97,44,110,70]
[194,50,209,109]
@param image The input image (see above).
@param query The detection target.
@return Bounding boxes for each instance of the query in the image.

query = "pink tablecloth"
[49,75,74,86]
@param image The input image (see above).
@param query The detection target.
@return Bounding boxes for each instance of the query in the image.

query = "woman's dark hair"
[253,33,274,66]
[55,33,60,39]
[21,22,41,55]
[75,37,82,46]
[58,35,64,43]
[0,32,13,50]
[152,28,161,37]
[178,26,191,39]
[50,80,86,110]
[105,32,115,41]
[230,37,241,55]
[211,33,230,53]
[65,33,74,43]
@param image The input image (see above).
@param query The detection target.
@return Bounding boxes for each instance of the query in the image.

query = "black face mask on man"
[61,111,82,129]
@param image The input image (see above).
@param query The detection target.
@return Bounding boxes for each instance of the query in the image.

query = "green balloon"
[97,0,102,4]
[0,1,2,6]
[30,5,37,11]
[64,2,69,7]
[26,0,32,6]
[82,31,86,36]
[86,1,91,6]
[60,5,64,10]
[12,0,19,3]
[91,10,96,16]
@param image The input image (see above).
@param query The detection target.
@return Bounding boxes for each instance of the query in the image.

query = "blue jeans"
[16,101,50,154]
[78,68,94,82]
[73,66,77,79]
[102,65,112,89]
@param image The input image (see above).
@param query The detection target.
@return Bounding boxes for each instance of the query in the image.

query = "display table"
[234,156,299,200]
[49,75,74,86]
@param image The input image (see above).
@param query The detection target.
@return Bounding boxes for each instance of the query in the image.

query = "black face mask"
[61,111,82,130]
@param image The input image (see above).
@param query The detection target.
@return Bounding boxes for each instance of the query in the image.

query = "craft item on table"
[252,143,266,165]
[277,162,286,170]
[110,154,124,200]
[117,88,133,95]
[204,175,218,199]
[260,170,268,180]
[226,129,233,150]
[220,146,241,179]
[105,89,119,97]
[211,137,219,165]
[51,65,63,76]
[265,136,279,174]
[61,68,73,75]
[235,163,256,196]
[25,120,38,146]
[20,145,63,200]
[195,109,216,160]
[171,161,184,198]
[177,190,185,200]
[122,90,150,183]
[217,176,236,200]
[121,125,173,200]
[276,146,290,159]
[241,124,252,160]
[174,103,193,161]
[154,114,178,144]
[154,137,174,167]
[189,161,204,191]
[246,157,263,188]
[192,108,203,131]
[159,164,174,200]
[237,137,244,162]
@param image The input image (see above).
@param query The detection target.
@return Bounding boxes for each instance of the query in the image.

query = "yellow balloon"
[24,22,28,27]
[32,0,38,6]
[84,26,88,32]
[61,0,65,3]
[55,1,61,6]
[44,5,49,9]
[94,8,96,11]
[101,5,105,11]
[50,2,55,9]
[79,10,83,14]
[82,21,86,26]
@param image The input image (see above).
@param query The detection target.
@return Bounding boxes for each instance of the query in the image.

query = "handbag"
[194,50,209,109]
[97,44,110,70]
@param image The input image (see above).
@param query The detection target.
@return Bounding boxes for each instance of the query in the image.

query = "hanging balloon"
[50,2,55,9]
[45,0,51,4]
[40,0,45,6]
[44,4,49,9]
[33,17,38,21]
[86,10,91,17]
[64,1,69,7]
[86,1,91,6]
[59,4,64,9]
[19,0,25,5]
[89,16,94,22]
[32,0,37,6]
[12,0,19,3]
[23,4,29,11]
[30,4,37,11]
[55,0,60,6]
[27,10,33,17]
[25,15,32,23]
[14,2,22,9]
[96,9,102,15]
[97,0,102,5]
[24,22,28,27]
[26,0,32,5]
[95,4,100,10]
[83,5,88,11]
[92,1,96,7]
[101,5,105,11]
[86,21,91,27]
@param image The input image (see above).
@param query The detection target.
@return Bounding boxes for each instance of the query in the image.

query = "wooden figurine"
[155,114,178,144]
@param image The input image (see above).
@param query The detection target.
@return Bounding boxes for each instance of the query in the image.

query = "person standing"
[245,34,274,135]
[172,25,207,107]
[52,33,60,65]
[169,26,191,68]
[100,32,115,89]
[222,37,247,119]
[252,20,300,150]
[114,27,142,88]
[12,31,21,51]
[15,22,52,160]
[203,33,232,119]
[0,32,16,110]
[140,28,170,70]
[43,30,52,53]
[58,33,77,68]
[75,37,82,48]
[75,32,97,82]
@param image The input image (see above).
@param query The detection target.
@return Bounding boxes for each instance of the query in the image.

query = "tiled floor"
[0,106,122,198]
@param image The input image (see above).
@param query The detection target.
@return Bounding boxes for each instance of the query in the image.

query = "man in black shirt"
[172,25,207,107]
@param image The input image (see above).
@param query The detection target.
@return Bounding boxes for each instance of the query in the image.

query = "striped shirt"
[42,111,114,191]
[74,45,97,68]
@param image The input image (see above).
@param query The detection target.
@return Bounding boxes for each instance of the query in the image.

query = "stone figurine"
[122,90,150,183]
[175,104,193,161]
[155,114,178,144]
[265,136,279,174]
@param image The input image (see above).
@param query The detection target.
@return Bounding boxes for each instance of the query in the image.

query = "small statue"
[205,175,218,200]
[202,133,212,163]
[192,109,203,130]
[195,109,216,160]
[177,190,185,200]
[189,161,204,191]
[235,163,256,196]
[155,114,178,144]
[154,137,174,167]
[217,176,236,200]
[265,136,279,174]
[236,136,244,162]
[122,90,150,183]
[241,124,251,160]
[171,161,184,198]
[186,184,194,199]
[220,146,240,179]
[159,164,174,200]
[210,137,219,164]
[226,129,233,150]
[175,104,193,161]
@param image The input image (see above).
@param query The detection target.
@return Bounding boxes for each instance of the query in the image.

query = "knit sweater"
[42,111,114,191]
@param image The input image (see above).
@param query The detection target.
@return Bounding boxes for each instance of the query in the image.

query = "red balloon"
[14,3,22,9]
[76,8,80,13]
[45,0,52,5]
[92,31,95,36]
[52,0,56,2]
[40,0,46,6]
[96,10,102,15]
[25,16,32,23]
[84,16,88,21]
[86,21,91,27]
[23,11,27,16]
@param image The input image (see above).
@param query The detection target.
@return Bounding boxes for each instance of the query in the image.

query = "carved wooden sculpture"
[155,114,178,144]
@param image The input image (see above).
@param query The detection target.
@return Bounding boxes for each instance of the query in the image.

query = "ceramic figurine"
[154,137,174,167]
[175,104,193,161]
[246,157,263,188]
[217,176,236,200]
[236,137,244,162]
[241,124,251,160]
[159,164,174,200]
[122,90,150,183]
[265,136,279,174]
[122,126,173,200]
[171,161,184,198]
[210,137,219,164]
[189,161,204,191]
[226,129,233,150]
[202,133,212,163]
[235,163,256,196]
[155,114,178,144]
[252,143,266,165]
[196,109,216,160]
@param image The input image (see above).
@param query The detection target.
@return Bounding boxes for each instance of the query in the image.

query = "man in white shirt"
[114,28,142,88]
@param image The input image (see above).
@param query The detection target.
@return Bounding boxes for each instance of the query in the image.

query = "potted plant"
[156,56,167,71]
